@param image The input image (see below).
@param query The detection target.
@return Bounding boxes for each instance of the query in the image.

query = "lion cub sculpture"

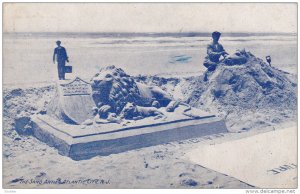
[120,102,166,120]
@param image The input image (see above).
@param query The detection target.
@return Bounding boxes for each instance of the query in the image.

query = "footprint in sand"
[178,172,192,177]
[105,165,116,170]
[35,172,46,179]
[180,179,199,187]
[173,161,186,166]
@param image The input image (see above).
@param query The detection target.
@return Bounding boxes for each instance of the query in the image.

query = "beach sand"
[2,33,297,188]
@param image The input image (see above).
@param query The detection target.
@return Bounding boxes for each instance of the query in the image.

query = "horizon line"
[3,31,296,35]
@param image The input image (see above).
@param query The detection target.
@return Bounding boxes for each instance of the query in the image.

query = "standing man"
[203,31,228,81]
[53,40,69,80]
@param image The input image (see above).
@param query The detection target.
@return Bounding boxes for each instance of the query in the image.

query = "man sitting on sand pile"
[203,31,228,81]
[203,31,247,81]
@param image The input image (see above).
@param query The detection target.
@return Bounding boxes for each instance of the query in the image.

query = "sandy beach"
[3,32,297,189]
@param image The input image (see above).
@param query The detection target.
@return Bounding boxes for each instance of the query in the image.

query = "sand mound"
[181,50,297,131]
[3,86,55,137]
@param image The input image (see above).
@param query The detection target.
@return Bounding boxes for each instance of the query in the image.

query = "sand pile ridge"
[187,50,296,109]
[180,50,297,130]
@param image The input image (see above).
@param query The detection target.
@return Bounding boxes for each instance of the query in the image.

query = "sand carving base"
[30,111,227,160]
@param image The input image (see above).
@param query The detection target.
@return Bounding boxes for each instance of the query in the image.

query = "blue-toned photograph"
[2,3,297,190]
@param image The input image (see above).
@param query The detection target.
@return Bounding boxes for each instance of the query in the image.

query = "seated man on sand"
[204,31,228,71]
[203,31,228,81]
[203,31,248,81]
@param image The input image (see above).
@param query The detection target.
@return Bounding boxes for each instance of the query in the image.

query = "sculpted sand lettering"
[61,78,91,96]
[268,163,297,175]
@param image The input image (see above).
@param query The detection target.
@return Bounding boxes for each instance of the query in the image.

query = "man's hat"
[56,40,61,44]
[212,31,221,38]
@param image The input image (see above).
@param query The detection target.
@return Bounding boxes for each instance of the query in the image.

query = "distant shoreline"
[3,32,296,38]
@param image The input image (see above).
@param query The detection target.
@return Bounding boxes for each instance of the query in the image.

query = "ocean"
[3,32,297,86]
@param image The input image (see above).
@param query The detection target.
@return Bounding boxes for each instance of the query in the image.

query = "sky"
[3,3,297,33]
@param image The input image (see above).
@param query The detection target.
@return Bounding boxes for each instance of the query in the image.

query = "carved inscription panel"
[60,77,92,96]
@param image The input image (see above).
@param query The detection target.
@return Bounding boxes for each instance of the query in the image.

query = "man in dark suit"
[53,40,69,80]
